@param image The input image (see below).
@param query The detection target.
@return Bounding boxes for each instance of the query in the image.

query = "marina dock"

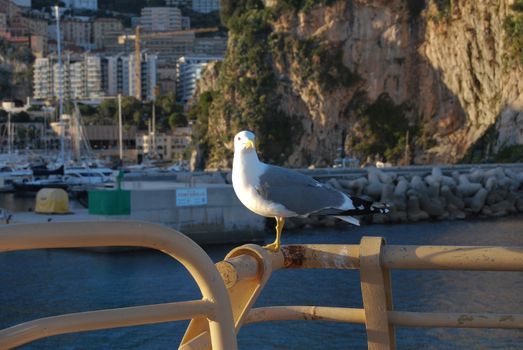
[0,181,266,245]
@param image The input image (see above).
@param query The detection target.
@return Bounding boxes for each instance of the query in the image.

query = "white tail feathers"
[335,215,360,226]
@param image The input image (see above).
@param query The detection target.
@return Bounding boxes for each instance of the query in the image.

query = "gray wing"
[257,165,347,215]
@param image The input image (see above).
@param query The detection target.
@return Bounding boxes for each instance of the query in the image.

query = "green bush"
[349,93,417,163]
[272,0,337,14]
[270,34,359,92]
[459,123,498,163]
[504,1,523,65]
[492,145,523,163]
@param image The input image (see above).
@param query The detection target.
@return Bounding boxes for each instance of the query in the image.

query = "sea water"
[1,216,523,349]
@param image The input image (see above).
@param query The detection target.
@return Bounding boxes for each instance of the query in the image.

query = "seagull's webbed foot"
[263,241,280,252]
[263,216,284,252]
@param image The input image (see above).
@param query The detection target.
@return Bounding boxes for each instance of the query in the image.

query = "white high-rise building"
[129,51,158,100]
[33,54,105,100]
[192,0,219,13]
[85,55,104,98]
[70,60,86,99]
[106,53,130,96]
[33,57,54,100]
[34,52,158,100]
[53,57,73,101]
[140,7,182,32]
[176,55,222,103]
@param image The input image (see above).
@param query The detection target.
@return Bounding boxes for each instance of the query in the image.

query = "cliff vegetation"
[190,0,523,169]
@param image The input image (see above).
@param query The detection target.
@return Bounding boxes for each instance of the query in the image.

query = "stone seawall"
[293,166,523,228]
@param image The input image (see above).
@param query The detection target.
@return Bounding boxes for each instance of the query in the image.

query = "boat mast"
[54,5,65,165]
[118,94,123,165]
[7,111,11,160]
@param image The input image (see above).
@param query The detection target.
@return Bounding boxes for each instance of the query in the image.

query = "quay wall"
[127,185,266,244]
[128,163,523,229]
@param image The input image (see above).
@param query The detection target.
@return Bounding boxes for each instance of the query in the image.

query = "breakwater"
[297,165,523,228]
[125,163,523,229]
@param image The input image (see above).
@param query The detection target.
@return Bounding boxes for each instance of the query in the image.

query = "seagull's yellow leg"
[264,216,284,251]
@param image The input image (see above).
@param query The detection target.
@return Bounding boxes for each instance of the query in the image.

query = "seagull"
[232,130,389,251]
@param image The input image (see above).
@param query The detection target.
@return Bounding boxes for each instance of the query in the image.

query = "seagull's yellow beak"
[244,140,254,149]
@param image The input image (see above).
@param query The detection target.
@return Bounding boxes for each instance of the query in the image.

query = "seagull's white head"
[234,130,256,153]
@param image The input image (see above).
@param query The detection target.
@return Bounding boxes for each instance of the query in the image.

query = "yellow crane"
[118,26,220,100]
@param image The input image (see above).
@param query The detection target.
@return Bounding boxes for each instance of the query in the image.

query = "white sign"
[176,188,207,206]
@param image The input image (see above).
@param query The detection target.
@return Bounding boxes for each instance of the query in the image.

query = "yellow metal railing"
[0,221,237,350]
[1,223,523,349]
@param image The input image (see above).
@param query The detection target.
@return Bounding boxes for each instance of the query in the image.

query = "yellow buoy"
[35,188,69,214]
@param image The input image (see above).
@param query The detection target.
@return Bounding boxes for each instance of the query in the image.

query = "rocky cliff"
[192,0,523,169]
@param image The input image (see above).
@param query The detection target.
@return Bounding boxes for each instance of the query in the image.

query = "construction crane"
[118,26,220,100]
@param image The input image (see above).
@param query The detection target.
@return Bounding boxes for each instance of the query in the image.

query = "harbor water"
[1,215,523,349]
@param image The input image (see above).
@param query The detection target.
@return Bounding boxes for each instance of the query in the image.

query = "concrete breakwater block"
[137,166,523,232]
[407,195,430,221]
[441,185,465,210]
[267,166,523,231]
[466,188,488,213]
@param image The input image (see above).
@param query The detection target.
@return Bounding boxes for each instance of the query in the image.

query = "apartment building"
[33,57,54,100]
[53,56,73,100]
[9,14,48,37]
[129,51,158,100]
[192,0,219,13]
[34,54,103,100]
[142,30,195,66]
[69,56,104,99]
[140,7,182,32]
[92,17,123,50]
[106,53,130,96]
[136,126,192,160]
[193,36,227,56]
[176,55,222,103]
[62,17,92,50]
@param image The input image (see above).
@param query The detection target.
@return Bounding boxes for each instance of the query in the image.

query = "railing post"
[360,237,396,350]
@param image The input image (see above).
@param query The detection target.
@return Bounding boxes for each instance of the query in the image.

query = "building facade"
[92,17,123,50]
[106,53,130,96]
[136,126,192,161]
[192,0,219,13]
[140,7,182,32]
[34,54,103,100]
[62,17,92,50]
[129,51,158,101]
[176,55,222,103]
[33,57,54,100]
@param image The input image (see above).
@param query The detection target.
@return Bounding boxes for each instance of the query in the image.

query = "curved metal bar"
[0,300,213,349]
[0,221,237,350]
